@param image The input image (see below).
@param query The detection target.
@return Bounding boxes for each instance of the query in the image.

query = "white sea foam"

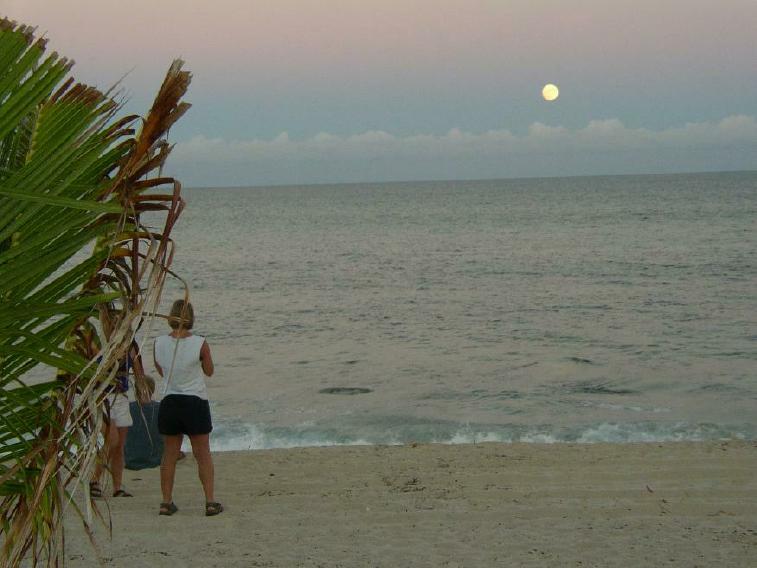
[206,421,751,452]
[208,422,377,451]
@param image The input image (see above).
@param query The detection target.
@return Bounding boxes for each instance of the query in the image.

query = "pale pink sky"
[6,1,755,85]
[4,0,757,184]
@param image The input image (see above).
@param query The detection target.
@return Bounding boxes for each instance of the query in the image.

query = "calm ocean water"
[147,172,756,449]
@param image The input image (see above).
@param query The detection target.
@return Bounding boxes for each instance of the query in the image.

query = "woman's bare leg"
[110,427,128,493]
[160,434,184,503]
[188,433,214,502]
[92,420,118,489]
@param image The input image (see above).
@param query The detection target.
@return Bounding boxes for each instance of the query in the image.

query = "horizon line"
[182,168,757,191]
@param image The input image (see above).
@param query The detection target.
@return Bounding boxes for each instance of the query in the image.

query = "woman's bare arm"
[131,344,150,403]
[153,342,163,377]
[200,340,214,377]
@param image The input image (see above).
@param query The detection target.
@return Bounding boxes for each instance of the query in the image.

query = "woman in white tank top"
[153,300,223,517]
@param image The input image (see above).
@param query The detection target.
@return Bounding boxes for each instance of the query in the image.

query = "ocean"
[146,171,756,450]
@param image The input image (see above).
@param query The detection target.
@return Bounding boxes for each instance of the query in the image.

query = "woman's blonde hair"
[168,299,194,330]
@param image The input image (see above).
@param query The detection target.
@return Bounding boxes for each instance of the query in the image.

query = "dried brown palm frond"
[0,19,192,567]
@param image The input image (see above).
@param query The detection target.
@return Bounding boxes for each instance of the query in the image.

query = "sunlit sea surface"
[146,172,756,449]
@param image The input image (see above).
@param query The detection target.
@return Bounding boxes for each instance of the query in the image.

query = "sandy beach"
[63,441,757,567]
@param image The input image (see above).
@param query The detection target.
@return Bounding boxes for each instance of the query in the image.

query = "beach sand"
[63,441,757,567]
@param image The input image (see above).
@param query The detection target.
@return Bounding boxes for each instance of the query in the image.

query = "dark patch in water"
[569,357,594,364]
[343,360,359,365]
[695,383,742,393]
[471,389,523,400]
[319,387,373,395]
[508,361,538,371]
[564,381,636,395]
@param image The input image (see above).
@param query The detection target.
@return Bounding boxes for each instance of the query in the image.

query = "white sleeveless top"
[154,334,209,399]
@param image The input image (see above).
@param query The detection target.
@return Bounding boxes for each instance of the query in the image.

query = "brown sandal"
[159,502,178,516]
[205,502,224,516]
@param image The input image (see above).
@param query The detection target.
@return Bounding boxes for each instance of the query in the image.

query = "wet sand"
[64,441,757,567]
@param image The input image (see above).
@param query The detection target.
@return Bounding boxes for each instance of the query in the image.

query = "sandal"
[89,481,103,499]
[113,489,133,497]
[159,502,178,516]
[205,501,224,516]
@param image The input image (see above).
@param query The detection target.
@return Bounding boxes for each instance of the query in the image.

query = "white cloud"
[167,116,757,186]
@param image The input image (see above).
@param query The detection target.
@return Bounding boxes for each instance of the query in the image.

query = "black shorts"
[158,395,213,436]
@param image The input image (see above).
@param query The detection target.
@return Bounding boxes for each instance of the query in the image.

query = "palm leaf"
[0,17,191,566]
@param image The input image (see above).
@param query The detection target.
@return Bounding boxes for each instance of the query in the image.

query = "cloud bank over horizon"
[169,115,757,187]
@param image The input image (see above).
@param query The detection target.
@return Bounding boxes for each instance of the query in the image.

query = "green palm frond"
[0,18,191,566]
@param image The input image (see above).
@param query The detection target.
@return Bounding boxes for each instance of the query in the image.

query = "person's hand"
[134,374,154,404]
[135,386,150,404]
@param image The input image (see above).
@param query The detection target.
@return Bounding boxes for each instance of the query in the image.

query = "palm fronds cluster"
[0,19,191,566]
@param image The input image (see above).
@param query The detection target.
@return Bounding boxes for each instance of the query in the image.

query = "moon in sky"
[542,83,559,101]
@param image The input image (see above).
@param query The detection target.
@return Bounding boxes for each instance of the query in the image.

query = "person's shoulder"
[195,335,208,351]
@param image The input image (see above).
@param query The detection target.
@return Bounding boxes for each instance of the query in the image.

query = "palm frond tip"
[0,20,190,567]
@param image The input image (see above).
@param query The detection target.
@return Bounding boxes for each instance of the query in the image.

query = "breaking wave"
[208,419,755,451]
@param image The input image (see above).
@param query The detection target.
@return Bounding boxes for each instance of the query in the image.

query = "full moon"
[542,83,559,101]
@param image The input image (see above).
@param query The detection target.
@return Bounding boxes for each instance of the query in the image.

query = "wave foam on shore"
[208,419,755,451]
